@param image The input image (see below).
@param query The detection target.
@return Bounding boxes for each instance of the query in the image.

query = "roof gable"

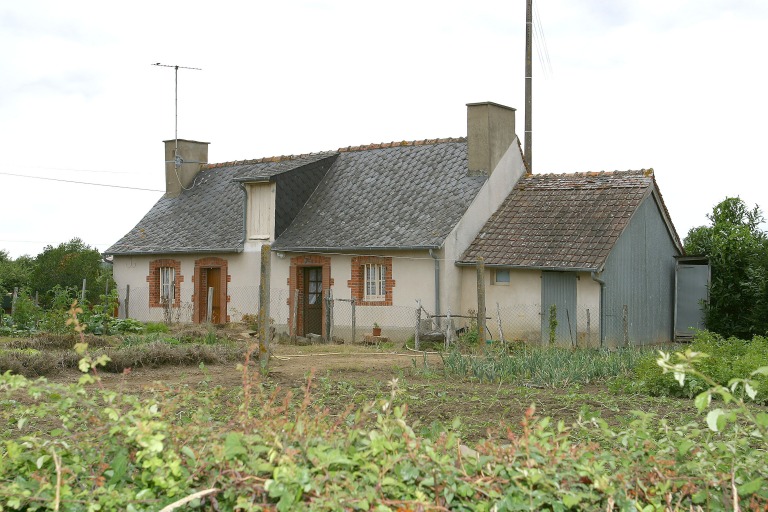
[459,170,669,270]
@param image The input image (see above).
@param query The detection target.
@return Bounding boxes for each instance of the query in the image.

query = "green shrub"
[109,318,145,334]
[9,290,40,331]
[636,331,768,401]
[144,322,170,334]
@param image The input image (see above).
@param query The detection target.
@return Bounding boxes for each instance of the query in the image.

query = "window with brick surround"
[147,259,183,308]
[364,264,386,301]
[348,256,395,306]
[160,267,175,303]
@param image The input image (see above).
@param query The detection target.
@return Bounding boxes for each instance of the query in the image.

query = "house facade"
[107,102,527,339]
[107,101,684,345]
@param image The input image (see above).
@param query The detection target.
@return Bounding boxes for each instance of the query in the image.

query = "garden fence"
[114,285,651,348]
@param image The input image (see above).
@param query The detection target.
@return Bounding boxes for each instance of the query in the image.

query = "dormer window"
[247,182,276,240]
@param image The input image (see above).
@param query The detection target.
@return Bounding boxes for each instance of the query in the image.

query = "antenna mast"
[524,0,533,173]
[152,63,202,167]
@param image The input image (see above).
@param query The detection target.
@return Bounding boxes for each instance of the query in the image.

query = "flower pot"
[372,327,382,336]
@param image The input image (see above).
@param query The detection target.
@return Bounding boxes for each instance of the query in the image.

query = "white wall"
[443,137,527,316]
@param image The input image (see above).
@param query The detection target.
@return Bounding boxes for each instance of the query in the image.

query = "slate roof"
[272,139,487,250]
[106,153,334,255]
[106,139,485,255]
[458,170,666,270]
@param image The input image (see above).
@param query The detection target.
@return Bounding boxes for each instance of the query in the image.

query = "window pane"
[495,270,510,283]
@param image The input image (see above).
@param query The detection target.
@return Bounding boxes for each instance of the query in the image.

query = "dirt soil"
[46,343,696,443]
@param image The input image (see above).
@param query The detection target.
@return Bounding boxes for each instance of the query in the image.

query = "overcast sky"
[2,0,767,259]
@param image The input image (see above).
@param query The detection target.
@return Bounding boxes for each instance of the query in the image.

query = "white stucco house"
[106,101,684,346]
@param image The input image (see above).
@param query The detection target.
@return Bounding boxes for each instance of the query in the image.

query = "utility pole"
[152,63,202,167]
[524,0,533,174]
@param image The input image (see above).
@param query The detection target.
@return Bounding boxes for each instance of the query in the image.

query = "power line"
[533,2,554,77]
[0,172,163,192]
[9,164,133,175]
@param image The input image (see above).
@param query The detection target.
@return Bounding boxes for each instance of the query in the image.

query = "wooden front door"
[302,267,323,336]
[200,267,223,324]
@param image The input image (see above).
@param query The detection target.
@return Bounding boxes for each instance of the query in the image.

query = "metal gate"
[675,256,709,341]
[541,271,577,346]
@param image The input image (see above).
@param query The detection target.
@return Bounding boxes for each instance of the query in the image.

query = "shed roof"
[458,169,677,270]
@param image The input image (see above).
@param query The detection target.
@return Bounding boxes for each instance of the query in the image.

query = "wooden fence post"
[351,297,356,344]
[445,307,453,350]
[496,302,504,345]
[328,288,334,342]
[259,244,272,373]
[207,287,214,323]
[415,299,422,351]
[125,285,130,319]
[291,289,299,341]
[586,309,591,347]
[622,304,629,347]
[476,258,487,344]
[12,287,18,317]
[81,279,87,305]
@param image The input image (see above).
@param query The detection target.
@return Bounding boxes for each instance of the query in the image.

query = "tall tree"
[30,238,107,307]
[685,197,768,338]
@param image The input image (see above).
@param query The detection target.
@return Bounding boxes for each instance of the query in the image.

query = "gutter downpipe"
[429,249,441,327]
[591,269,605,349]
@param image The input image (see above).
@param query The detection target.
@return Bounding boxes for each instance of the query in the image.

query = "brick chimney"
[466,102,516,176]
[164,139,209,197]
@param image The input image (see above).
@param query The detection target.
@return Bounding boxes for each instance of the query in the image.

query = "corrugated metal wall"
[540,271,578,346]
[601,193,680,346]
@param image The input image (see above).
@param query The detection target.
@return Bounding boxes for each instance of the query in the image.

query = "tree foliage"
[29,238,111,308]
[684,197,768,338]
[0,251,33,296]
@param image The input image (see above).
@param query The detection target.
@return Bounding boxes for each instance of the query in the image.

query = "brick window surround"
[147,259,183,308]
[287,255,333,336]
[192,257,231,324]
[348,256,395,306]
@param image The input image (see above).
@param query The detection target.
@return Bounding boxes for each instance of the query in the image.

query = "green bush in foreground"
[1,344,767,511]
[636,331,768,402]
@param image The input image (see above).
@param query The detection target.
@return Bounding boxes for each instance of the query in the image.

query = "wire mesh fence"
[115,285,654,348]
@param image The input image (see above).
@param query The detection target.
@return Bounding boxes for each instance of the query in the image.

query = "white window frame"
[364,263,386,301]
[492,269,511,286]
[160,267,175,304]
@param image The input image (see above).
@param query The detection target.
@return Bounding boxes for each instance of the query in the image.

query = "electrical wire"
[0,172,163,192]
[533,2,554,77]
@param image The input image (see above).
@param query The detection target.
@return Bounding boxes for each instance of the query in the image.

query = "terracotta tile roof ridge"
[201,151,336,170]
[337,137,466,153]
[528,168,654,178]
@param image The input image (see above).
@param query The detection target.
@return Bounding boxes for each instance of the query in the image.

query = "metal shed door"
[675,264,709,339]
[541,272,577,346]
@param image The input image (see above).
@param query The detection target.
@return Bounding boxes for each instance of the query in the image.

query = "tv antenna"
[152,63,202,168]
